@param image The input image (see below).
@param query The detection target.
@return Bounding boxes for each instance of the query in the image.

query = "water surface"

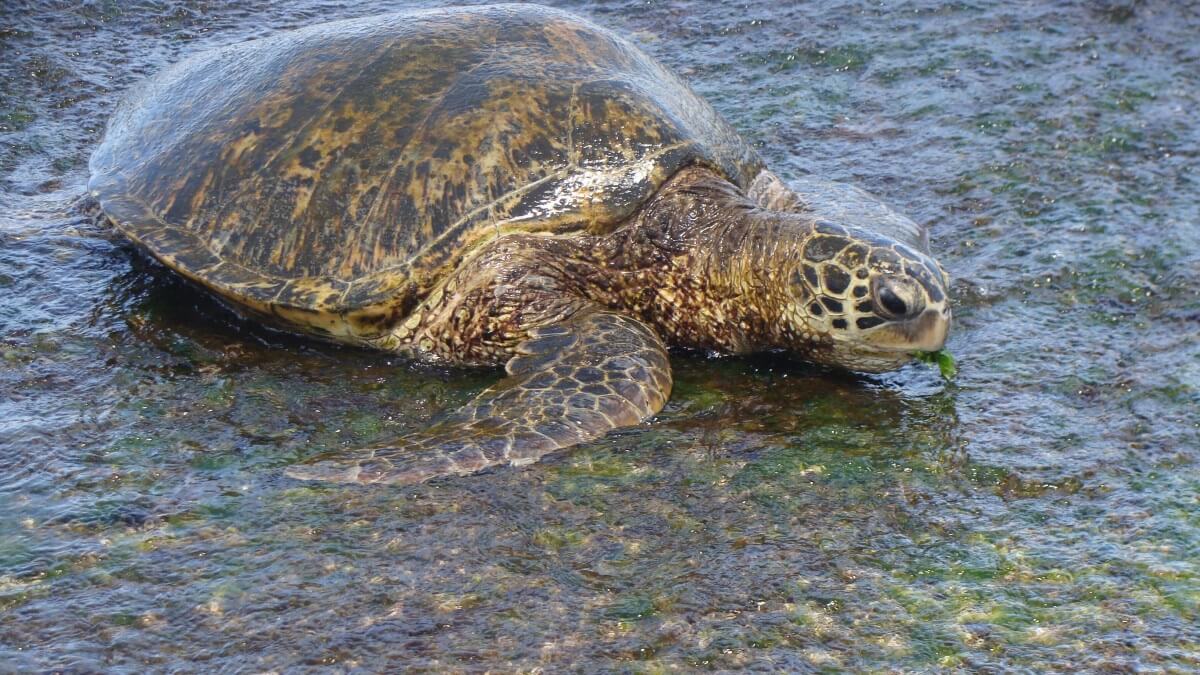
[1,0,1197,671]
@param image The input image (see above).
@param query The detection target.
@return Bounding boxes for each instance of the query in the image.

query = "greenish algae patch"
[0,108,35,132]
[604,593,659,620]
[915,349,957,380]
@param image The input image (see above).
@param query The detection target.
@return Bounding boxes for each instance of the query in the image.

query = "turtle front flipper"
[285,308,672,485]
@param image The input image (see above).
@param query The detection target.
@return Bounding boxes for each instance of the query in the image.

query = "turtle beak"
[910,306,951,352]
[865,305,951,354]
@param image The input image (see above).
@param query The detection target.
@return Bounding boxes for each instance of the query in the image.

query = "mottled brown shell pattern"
[89,4,762,334]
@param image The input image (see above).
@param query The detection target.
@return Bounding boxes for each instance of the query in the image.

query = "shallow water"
[1,0,1197,670]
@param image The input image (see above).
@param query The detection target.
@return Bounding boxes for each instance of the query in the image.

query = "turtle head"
[780,221,951,372]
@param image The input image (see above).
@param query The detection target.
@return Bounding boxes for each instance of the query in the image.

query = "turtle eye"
[879,286,907,317]
[873,278,923,320]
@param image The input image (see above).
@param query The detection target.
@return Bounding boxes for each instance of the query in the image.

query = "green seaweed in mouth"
[914,349,957,380]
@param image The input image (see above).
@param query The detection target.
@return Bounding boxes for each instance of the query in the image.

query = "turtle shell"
[89,4,762,335]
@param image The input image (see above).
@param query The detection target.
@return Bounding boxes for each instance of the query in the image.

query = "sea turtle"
[89,4,951,485]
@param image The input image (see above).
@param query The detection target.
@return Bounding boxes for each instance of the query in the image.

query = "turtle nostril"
[878,285,908,318]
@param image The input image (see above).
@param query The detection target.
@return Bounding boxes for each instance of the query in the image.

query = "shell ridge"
[357,35,503,232]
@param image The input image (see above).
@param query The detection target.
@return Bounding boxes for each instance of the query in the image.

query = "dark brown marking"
[803,264,820,289]
[822,266,850,294]
[838,244,868,268]
[804,236,848,262]
[856,316,885,330]
[298,146,321,170]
